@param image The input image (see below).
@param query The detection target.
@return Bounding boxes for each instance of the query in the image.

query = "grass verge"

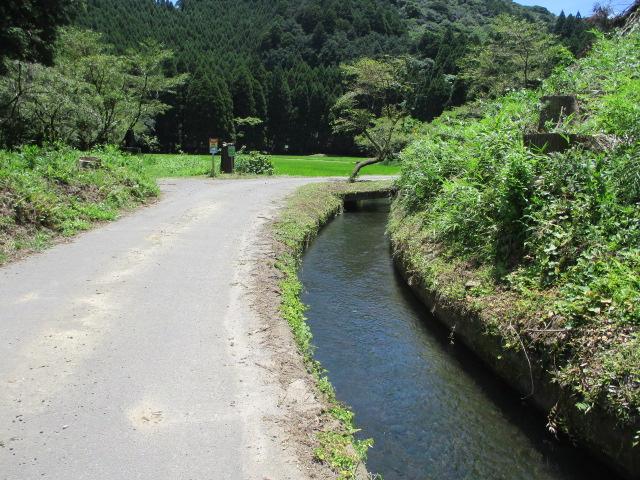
[272,180,393,479]
[0,145,158,265]
[141,153,401,178]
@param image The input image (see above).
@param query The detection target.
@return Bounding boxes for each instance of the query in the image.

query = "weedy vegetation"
[139,153,215,179]
[390,31,640,432]
[234,151,275,175]
[0,145,158,265]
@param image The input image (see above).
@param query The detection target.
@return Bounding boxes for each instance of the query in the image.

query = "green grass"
[140,153,400,178]
[0,145,158,265]
[139,153,213,178]
[271,155,400,176]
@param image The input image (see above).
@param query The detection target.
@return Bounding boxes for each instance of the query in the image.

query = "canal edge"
[257,180,396,480]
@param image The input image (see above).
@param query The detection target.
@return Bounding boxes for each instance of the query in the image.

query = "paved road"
[0,178,326,480]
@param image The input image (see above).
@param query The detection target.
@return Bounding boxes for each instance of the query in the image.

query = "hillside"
[73,0,560,154]
[404,0,554,31]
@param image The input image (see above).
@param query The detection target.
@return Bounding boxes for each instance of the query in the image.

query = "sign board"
[227,145,236,157]
[209,138,220,154]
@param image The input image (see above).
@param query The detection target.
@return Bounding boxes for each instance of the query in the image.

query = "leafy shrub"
[398,90,538,211]
[235,151,274,175]
[427,179,492,259]
[398,32,640,273]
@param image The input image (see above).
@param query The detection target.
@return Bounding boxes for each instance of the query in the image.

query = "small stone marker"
[524,95,591,154]
[523,133,585,153]
[538,95,579,131]
[77,156,102,169]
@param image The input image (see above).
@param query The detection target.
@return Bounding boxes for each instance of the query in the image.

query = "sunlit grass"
[140,153,400,178]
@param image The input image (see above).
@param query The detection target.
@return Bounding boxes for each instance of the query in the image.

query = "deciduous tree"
[459,15,572,98]
[0,28,187,149]
[331,57,412,180]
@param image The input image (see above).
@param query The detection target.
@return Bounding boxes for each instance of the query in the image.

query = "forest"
[1,0,594,154]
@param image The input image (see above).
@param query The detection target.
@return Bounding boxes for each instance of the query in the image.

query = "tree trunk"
[349,157,383,182]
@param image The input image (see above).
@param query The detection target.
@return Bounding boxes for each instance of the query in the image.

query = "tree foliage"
[0,28,187,149]
[554,10,596,56]
[0,0,79,69]
[0,0,601,152]
[332,57,413,179]
[63,0,572,154]
[459,15,572,98]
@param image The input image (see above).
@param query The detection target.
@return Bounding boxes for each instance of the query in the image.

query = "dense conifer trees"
[0,0,78,68]
[65,0,594,153]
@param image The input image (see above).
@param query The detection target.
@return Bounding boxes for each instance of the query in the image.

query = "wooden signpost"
[209,138,236,175]
[209,138,220,177]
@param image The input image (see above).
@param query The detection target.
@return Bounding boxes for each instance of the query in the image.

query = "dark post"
[221,143,236,174]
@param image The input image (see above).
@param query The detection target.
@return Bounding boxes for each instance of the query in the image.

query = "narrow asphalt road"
[0,177,326,480]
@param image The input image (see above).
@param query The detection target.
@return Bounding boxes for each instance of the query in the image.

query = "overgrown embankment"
[390,31,639,478]
[390,34,640,478]
[0,145,158,265]
[272,180,393,479]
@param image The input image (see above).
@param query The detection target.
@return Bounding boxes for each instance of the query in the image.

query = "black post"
[221,143,235,174]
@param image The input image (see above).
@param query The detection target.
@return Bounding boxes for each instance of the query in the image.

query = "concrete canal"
[300,199,620,480]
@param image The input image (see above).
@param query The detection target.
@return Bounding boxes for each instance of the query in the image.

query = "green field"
[140,154,400,178]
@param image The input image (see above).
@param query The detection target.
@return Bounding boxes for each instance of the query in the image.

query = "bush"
[427,179,492,260]
[235,152,274,175]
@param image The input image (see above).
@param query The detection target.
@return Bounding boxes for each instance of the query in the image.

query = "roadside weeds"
[266,180,393,479]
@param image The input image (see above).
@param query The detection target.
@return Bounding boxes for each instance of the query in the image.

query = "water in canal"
[300,199,619,480]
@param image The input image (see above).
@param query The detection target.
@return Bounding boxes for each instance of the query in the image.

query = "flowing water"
[300,199,619,480]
